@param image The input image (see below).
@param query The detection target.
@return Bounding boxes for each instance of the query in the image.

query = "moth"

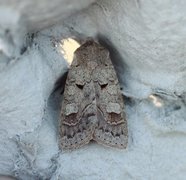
[59,40,128,149]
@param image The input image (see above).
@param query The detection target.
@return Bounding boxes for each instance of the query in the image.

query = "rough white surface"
[0,0,94,59]
[0,0,186,179]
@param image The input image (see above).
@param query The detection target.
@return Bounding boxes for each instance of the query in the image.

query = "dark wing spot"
[101,83,108,90]
[67,135,73,138]
[76,84,84,90]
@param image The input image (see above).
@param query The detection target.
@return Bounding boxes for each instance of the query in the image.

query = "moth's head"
[73,40,111,68]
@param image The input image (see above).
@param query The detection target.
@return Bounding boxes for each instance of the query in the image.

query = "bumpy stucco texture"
[0,0,186,179]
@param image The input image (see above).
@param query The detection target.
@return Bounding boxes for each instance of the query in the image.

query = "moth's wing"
[59,56,96,150]
[93,55,128,149]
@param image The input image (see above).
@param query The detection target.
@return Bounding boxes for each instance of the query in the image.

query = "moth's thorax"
[87,61,98,70]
